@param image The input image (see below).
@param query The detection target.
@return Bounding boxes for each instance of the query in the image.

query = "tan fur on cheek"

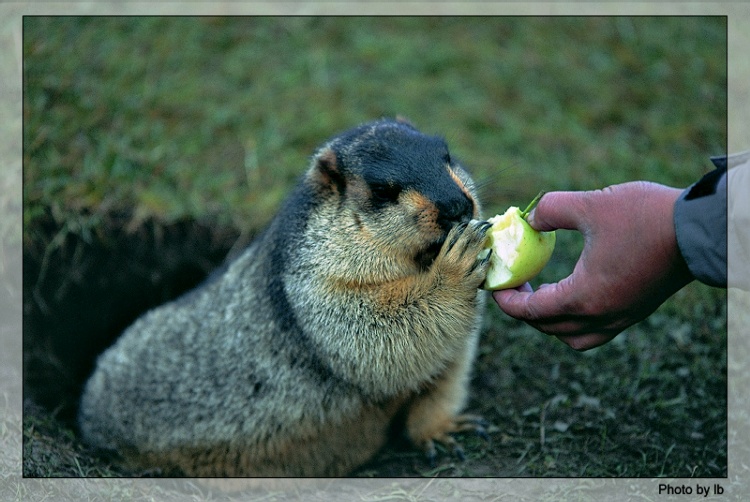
[400,190,442,238]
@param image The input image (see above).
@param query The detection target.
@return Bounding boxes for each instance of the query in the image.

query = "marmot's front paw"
[434,221,492,289]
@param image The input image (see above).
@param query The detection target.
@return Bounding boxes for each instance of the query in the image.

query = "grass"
[22,15,727,488]
[23,17,726,229]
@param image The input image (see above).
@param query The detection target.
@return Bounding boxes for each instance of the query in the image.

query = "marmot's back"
[78,118,491,476]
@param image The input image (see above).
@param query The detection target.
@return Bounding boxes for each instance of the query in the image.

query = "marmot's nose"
[437,194,474,232]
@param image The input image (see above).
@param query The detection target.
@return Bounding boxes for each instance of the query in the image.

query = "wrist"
[655,185,694,292]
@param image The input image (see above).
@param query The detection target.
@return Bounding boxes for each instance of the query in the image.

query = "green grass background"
[24,17,726,231]
[22,16,727,480]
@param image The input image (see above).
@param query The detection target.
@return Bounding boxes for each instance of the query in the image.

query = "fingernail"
[525,208,536,226]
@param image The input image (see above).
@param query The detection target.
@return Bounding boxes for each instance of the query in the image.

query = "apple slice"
[480,192,556,290]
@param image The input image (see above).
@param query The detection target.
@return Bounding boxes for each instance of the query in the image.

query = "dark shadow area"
[23,209,242,427]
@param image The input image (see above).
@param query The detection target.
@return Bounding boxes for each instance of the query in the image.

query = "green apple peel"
[480,191,556,290]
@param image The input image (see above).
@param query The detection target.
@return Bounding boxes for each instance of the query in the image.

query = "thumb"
[526,191,587,233]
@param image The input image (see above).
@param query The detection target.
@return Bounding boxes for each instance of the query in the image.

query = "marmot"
[78,118,492,477]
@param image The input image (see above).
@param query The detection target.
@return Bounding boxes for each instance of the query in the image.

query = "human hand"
[493,181,694,350]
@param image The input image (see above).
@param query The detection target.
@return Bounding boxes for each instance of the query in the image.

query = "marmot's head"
[304,118,481,280]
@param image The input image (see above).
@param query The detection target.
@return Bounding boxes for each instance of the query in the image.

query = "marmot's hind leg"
[404,370,490,465]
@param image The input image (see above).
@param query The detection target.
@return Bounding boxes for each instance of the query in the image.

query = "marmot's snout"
[414,194,474,270]
[436,193,474,233]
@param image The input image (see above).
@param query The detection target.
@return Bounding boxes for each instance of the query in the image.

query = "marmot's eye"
[371,183,402,204]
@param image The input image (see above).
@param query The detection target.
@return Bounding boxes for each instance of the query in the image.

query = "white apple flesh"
[479,204,556,291]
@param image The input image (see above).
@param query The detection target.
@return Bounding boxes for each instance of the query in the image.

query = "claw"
[475,427,490,441]
[422,431,471,465]
[466,416,491,428]
[414,414,493,468]
[460,414,490,427]
[445,222,466,252]
[453,444,466,462]
[480,248,492,265]
[424,440,437,467]
[452,414,493,444]
[470,248,492,279]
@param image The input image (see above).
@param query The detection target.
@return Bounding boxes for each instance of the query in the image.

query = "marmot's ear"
[308,148,346,195]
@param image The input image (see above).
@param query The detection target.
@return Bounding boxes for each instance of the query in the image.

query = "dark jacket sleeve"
[727,153,750,290]
[673,157,727,288]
